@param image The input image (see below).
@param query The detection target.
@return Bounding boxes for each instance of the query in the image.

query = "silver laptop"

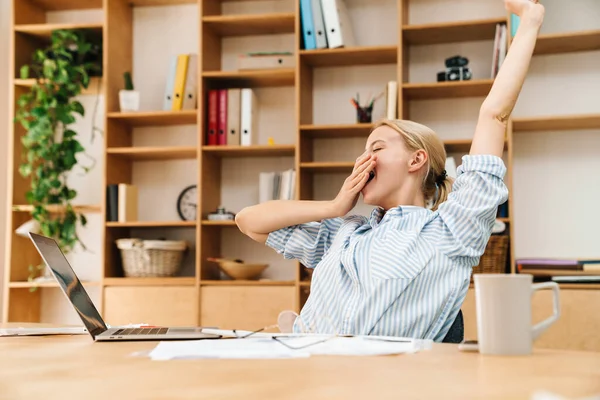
[28,232,222,342]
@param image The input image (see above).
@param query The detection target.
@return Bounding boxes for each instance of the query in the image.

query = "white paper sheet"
[147,335,432,360]
[0,326,88,337]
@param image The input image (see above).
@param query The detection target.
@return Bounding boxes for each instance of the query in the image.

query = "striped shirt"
[265,154,509,341]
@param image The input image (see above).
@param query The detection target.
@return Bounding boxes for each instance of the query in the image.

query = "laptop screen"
[29,233,108,339]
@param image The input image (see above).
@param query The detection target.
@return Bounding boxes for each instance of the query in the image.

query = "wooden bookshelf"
[403,79,494,100]
[106,146,197,161]
[512,114,600,132]
[15,77,102,95]
[300,123,374,138]
[14,22,103,38]
[106,110,197,127]
[299,45,397,67]
[4,0,598,352]
[105,221,196,228]
[403,17,506,45]
[12,204,102,213]
[202,145,295,157]
[202,69,295,87]
[534,29,600,56]
[202,13,295,36]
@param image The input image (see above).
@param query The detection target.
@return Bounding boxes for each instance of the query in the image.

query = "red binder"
[206,90,218,145]
[217,89,228,145]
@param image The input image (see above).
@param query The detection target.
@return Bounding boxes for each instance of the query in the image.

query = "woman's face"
[360,126,412,208]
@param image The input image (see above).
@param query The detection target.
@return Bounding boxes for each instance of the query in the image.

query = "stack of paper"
[147,335,432,361]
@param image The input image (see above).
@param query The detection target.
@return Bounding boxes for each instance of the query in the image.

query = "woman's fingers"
[351,160,375,185]
[352,151,372,172]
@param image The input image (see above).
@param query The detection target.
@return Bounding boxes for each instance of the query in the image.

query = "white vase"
[119,90,140,112]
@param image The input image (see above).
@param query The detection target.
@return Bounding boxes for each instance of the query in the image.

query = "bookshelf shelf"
[106,146,197,161]
[129,0,198,6]
[201,220,237,226]
[443,139,507,153]
[403,17,506,45]
[534,29,600,56]
[12,204,102,213]
[200,280,295,286]
[512,114,600,132]
[9,281,100,288]
[15,77,103,95]
[105,221,196,228]
[14,23,103,38]
[300,123,374,138]
[27,0,102,11]
[403,79,494,100]
[202,145,295,157]
[202,13,295,37]
[299,45,397,67]
[300,162,354,173]
[103,277,196,286]
[519,269,600,277]
[106,110,197,127]
[202,69,295,87]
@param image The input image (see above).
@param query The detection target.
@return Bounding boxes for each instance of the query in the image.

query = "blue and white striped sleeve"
[265,218,344,269]
[436,154,509,262]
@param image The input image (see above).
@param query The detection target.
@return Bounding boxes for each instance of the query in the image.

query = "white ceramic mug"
[473,274,560,355]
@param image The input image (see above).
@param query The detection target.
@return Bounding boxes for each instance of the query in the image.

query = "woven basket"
[116,238,187,277]
[473,234,509,275]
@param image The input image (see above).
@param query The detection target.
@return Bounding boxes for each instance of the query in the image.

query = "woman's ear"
[408,149,428,172]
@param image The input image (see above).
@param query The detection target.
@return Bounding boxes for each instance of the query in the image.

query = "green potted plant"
[14,29,101,282]
[119,71,139,112]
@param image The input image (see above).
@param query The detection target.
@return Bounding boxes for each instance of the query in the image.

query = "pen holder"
[356,105,373,123]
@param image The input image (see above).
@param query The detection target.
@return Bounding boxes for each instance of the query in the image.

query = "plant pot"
[119,90,140,112]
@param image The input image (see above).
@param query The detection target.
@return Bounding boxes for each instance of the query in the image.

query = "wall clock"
[177,184,197,221]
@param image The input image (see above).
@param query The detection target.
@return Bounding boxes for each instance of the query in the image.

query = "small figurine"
[437,55,472,82]
[207,206,235,221]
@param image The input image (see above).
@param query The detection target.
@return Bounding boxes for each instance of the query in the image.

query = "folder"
[385,81,398,120]
[300,0,316,50]
[162,55,178,111]
[117,184,138,222]
[321,0,355,49]
[182,54,197,110]
[207,89,218,145]
[217,89,228,145]
[240,88,258,146]
[172,54,189,111]
[227,88,241,146]
[311,0,328,49]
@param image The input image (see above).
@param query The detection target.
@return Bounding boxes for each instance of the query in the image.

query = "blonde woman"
[235,0,545,341]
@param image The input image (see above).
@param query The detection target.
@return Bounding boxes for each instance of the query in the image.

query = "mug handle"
[531,281,561,340]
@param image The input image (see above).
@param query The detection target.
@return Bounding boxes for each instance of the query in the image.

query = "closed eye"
[373,148,382,152]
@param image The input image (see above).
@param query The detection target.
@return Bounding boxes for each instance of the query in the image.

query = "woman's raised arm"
[470,0,545,157]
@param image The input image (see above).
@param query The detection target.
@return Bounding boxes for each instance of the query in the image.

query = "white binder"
[182,54,197,110]
[385,81,398,120]
[162,55,178,110]
[320,0,355,49]
[240,88,258,146]
[312,0,328,49]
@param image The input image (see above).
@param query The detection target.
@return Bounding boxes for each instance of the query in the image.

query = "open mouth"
[367,170,375,183]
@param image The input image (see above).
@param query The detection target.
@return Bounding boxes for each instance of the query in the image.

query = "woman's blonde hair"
[371,119,454,211]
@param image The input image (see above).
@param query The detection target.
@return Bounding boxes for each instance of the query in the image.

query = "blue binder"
[300,0,316,50]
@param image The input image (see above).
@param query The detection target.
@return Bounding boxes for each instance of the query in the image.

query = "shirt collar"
[368,205,427,228]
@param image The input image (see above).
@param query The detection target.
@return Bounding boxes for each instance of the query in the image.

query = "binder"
[227,88,241,146]
[117,184,138,222]
[321,0,355,49]
[182,54,197,110]
[311,0,328,49]
[237,53,295,70]
[300,0,316,50]
[217,89,228,145]
[206,89,218,145]
[162,55,178,111]
[172,54,189,111]
[240,88,258,146]
[385,81,398,120]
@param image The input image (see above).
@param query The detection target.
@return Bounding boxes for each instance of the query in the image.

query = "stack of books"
[517,258,600,284]
[259,169,296,203]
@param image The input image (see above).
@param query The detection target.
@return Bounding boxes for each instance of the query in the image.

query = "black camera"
[437,55,472,82]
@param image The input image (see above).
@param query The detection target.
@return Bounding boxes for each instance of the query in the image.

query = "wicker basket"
[473,234,509,276]
[116,238,187,277]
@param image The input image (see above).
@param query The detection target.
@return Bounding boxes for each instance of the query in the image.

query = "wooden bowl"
[208,258,268,280]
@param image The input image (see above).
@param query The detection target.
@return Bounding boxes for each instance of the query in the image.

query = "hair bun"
[435,169,447,184]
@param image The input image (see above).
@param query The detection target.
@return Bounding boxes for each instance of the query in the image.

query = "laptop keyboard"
[113,327,168,335]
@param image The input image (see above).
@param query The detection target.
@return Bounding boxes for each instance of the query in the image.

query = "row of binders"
[300,0,355,50]
[106,184,138,222]
[163,53,198,111]
[206,88,258,146]
[490,23,507,78]
[259,169,296,203]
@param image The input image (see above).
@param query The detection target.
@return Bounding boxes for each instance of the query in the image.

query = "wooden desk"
[0,331,599,399]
